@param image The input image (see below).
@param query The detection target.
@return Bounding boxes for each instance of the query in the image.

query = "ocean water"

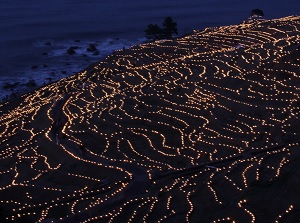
[0,0,299,99]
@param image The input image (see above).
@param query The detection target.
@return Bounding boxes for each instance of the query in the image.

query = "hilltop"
[1,16,300,222]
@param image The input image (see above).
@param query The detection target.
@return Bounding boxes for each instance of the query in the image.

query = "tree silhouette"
[162,16,178,38]
[250,9,264,17]
[145,17,178,41]
[145,24,162,41]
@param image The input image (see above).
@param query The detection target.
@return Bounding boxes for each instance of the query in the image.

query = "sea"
[0,0,299,99]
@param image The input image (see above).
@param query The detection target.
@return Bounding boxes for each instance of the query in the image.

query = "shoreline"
[0,37,143,102]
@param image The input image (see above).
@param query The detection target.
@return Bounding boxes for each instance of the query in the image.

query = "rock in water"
[86,44,97,52]
[66,47,77,55]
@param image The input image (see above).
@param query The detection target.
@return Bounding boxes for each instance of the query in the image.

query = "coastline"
[0,37,143,102]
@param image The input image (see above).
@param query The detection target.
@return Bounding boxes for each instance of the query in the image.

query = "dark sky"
[1,0,299,40]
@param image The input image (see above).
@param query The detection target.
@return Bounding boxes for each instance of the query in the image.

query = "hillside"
[1,16,300,222]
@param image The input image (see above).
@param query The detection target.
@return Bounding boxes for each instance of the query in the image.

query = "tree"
[162,16,178,38]
[144,16,178,41]
[145,24,162,41]
[250,9,264,18]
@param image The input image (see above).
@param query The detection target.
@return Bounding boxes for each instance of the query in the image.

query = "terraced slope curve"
[1,16,300,223]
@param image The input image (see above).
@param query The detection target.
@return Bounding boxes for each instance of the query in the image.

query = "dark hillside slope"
[0,16,300,222]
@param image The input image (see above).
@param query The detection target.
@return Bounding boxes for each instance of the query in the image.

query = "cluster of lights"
[0,15,299,222]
